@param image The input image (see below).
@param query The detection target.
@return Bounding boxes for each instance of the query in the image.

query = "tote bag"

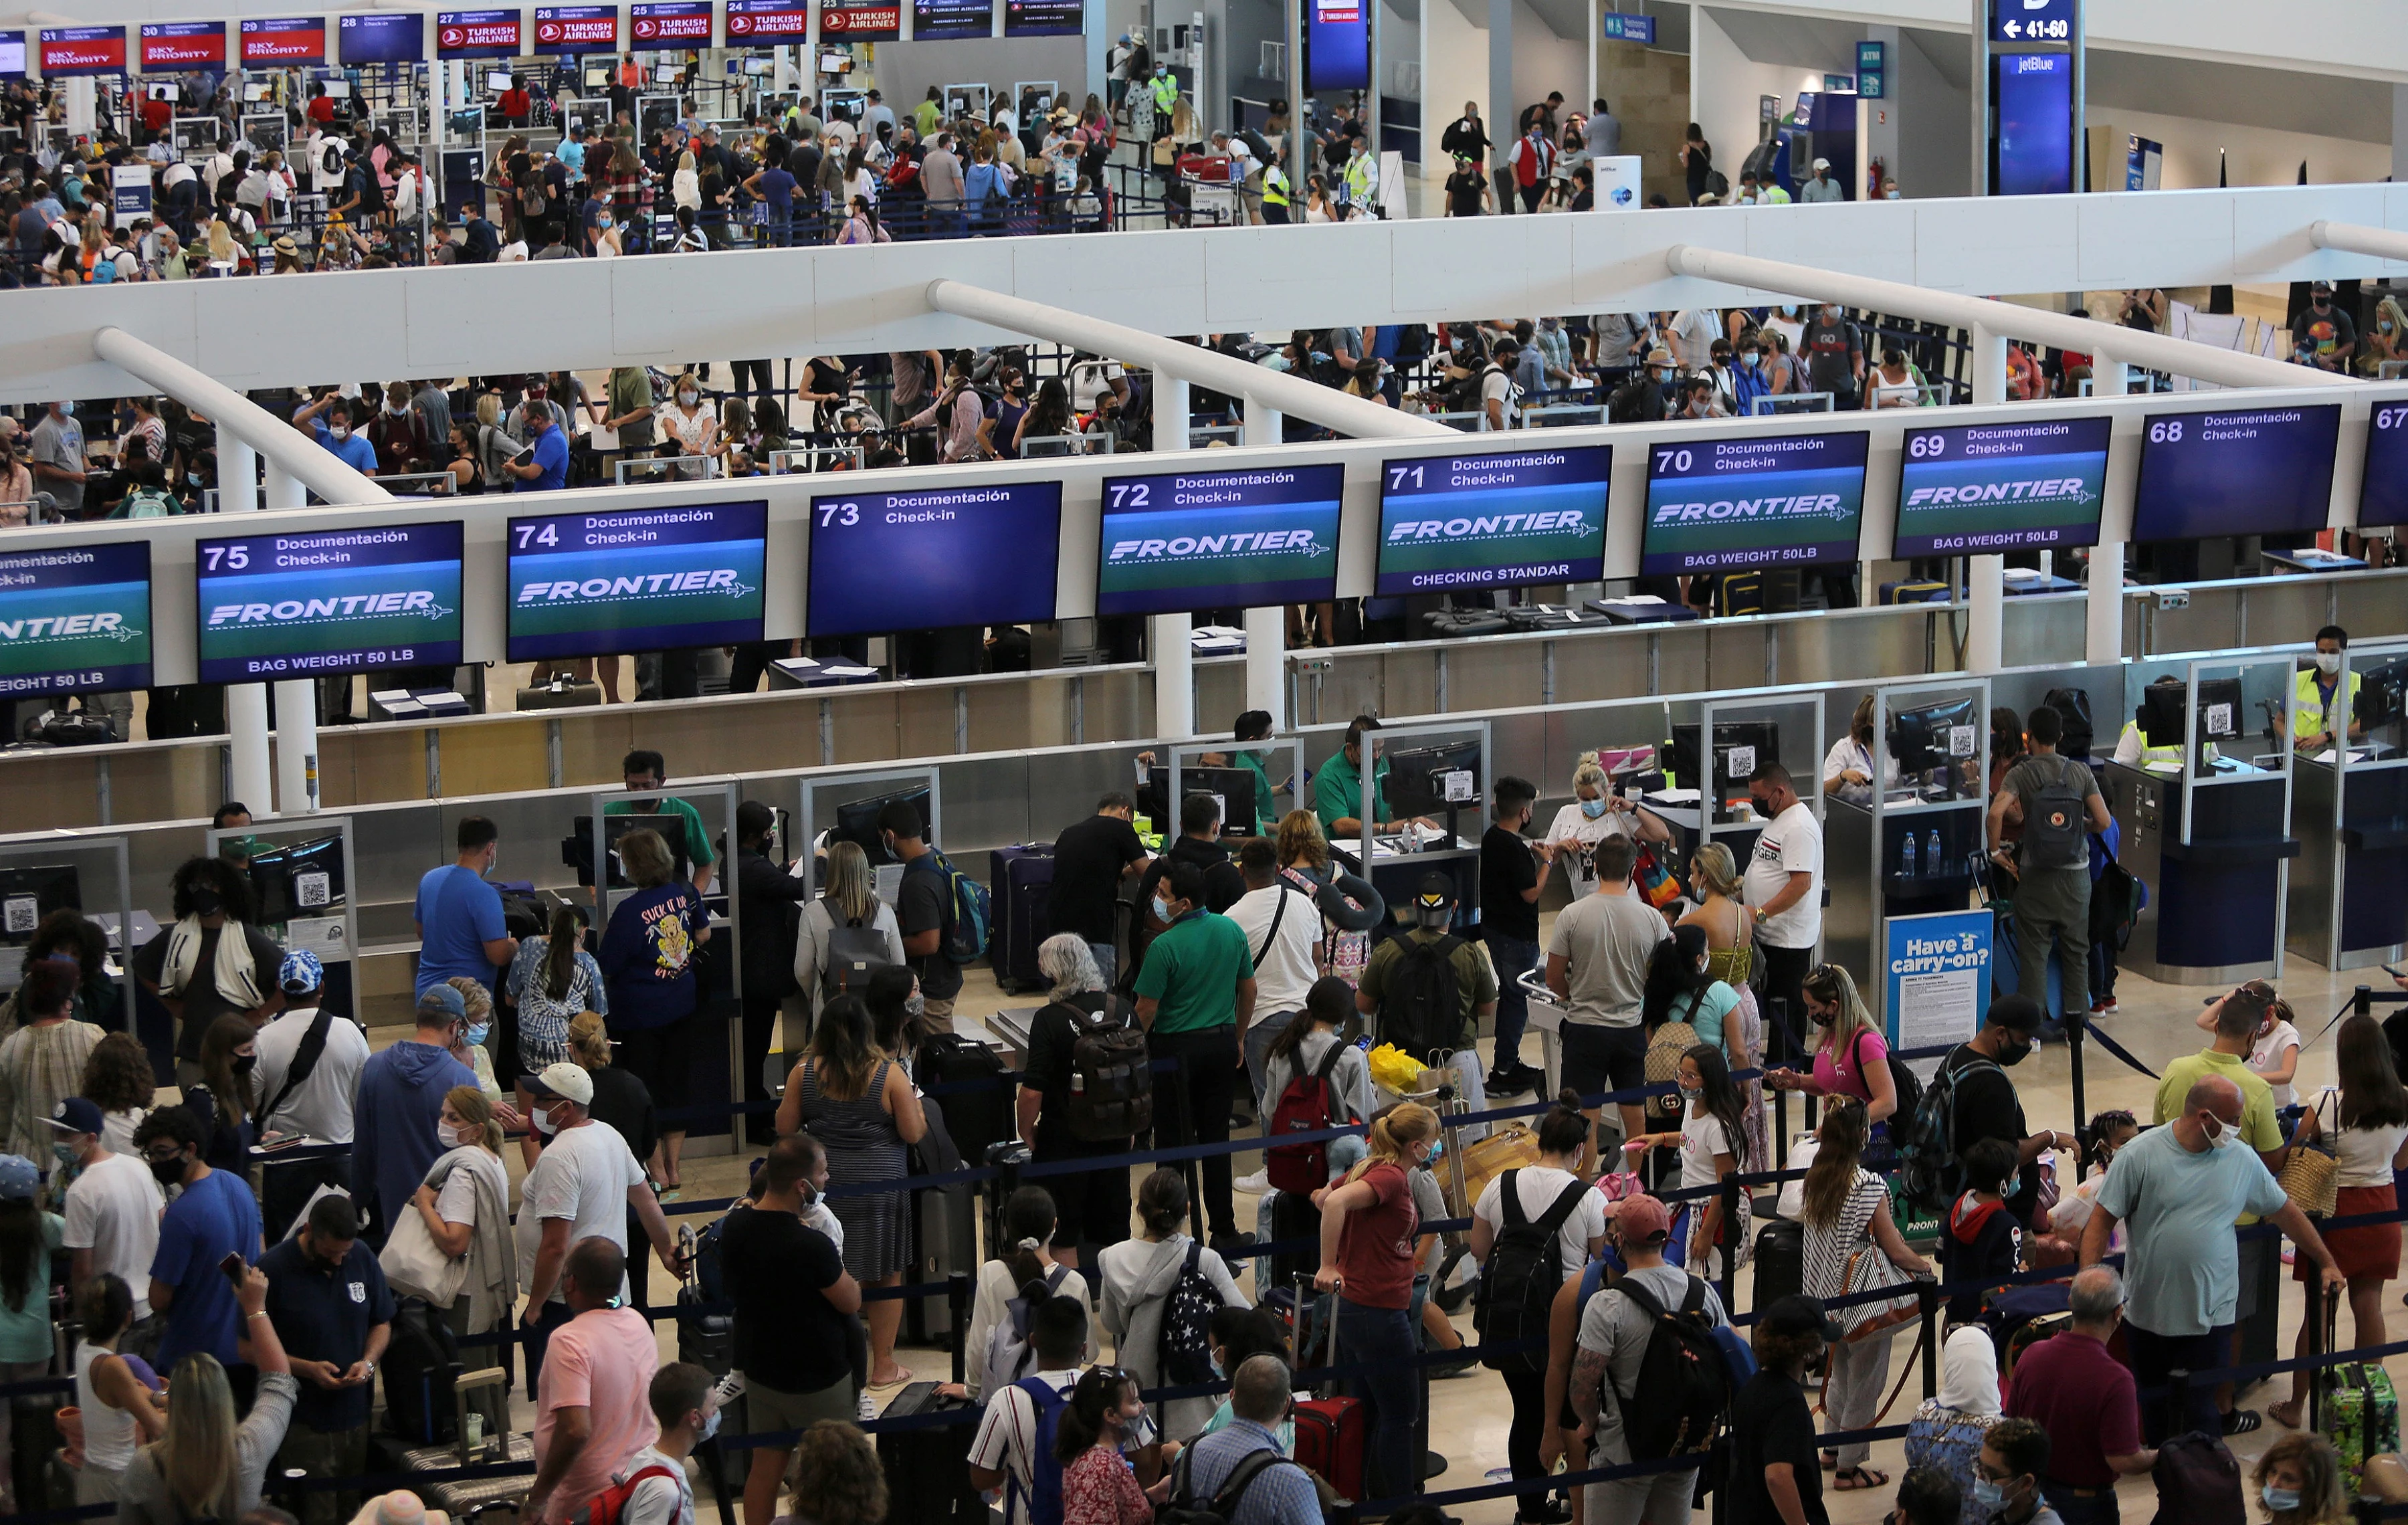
[379,1183,468,1306]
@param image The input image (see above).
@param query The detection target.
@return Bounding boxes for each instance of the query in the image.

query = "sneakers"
[1488,1061,1545,1096]
[2089,997,2118,1014]
[857,1388,878,1421]
[1234,1171,1272,1195]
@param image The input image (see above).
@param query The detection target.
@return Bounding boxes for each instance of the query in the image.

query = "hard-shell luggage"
[904,1181,979,1348]
[1288,1274,1369,1507]
[1752,1220,1804,1310]
[989,844,1056,993]
[916,1033,1013,1164]
[2324,1363,2401,1487]
[383,1297,465,1444]
[878,1278,982,1525]
[1880,580,1951,605]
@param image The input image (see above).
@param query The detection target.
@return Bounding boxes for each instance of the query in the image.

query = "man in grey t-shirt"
[1988,702,2110,1023]
[1570,1193,1728,1525]
[1545,833,1670,1151]
[29,402,85,518]
[1583,99,1621,161]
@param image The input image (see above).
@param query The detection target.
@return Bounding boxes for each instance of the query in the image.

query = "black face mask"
[188,887,223,918]
[147,1155,187,1189]
[1995,1034,2033,1068]
[1808,1007,1835,1029]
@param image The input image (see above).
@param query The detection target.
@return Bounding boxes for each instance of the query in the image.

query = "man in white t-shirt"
[514,1063,688,1395]
[53,1097,165,1319]
[1742,762,1823,1053]
[1668,308,1723,373]
[1545,833,1671,1153]
[969,1298,1156,1525]
[254,949,374,1239]
[1224,840,1323,1108]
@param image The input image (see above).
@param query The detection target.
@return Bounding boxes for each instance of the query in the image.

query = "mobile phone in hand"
[219,1251,247,1286]
[2385,962,2405,980]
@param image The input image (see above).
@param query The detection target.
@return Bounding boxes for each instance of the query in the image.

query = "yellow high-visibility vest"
[2294,664,2362,744]
[1262,165,1290,205]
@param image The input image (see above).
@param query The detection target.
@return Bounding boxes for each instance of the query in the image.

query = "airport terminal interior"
[14,2,2408,1524]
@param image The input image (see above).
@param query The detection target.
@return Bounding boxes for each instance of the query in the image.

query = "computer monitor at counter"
[1383,740,1484,821]
[1667,722,1779,797]
[2139,678,2246,752]
[562,813,693,890]
[247,835,344,924]
[1138,768,1259,839]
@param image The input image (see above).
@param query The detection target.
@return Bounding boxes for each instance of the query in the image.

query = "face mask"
[1741,354,1759,368]
[1970,1478,2008,1513]
[2264,1485,2300,1513]
[2205,1114,2242,1149]
[903,993,926,1019]
[329,425,350,442]
[51,1142,78,1169]
[1779,306,1797,317]
[466,1023,490,1047]
[1884,189,1899,199]
[1679,1085,1703,1104]
[1580,797,1608,820]
[2316,651,2342,675]
[148,1156,186,1189]
[233,1053,257,1076]
[1208,1351,1225,1379]
[187,472,203,487]
[2385,321,2397,332]
[533,1105,561,1136]
[1151,896,1172,923]
[679,391,698,405]
[696,1405,722,1443]
[1995,1036,2033,1068]
[188,887,223,918]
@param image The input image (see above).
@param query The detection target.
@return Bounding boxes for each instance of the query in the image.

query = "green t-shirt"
[1135,910,1251,1035]
[1358,929,1499,1051]
[1233,749,1276,835]
[604,794,717,869]
[1312,750,1389,835]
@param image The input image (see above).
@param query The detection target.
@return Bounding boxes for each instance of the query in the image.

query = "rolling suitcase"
[988,844,1056,994]
[1751,1219,1803,1312]
[878,1277,982,1525]
[1880,580,1951,605]
[900,1113,979,1348]
[1288,1274,1369,1507]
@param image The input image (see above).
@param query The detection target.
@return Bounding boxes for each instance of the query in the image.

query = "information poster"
[110,165,151,219]
[0,542,153,700]
[631,0,714,41]
[435,9,524,58]
[1306,0,1367,90]
[816,3,900,38]
[37,26,127,77]
[2132,405,2342,541]
[138,21,224,69]
[1375,446,1608,595]
[0,31,22,79]
[1894,417,2110,556]
[809,485,1062,639]
[1098,464,1342,616]
[507,502,767,662]
[533,5,619,52]
[1005,0,1082,35]
[1884,910,1991,1081]
[2361,402,2408,528]
[910,0,995,38]
[724,0,811,39]
[239,17,326,66]
[1641,432,1868,574]
[195,524,464,684]
[337,12,425,63]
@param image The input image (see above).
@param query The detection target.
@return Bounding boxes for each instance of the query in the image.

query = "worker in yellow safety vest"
[1148,66,1179,124]
[1340,136,1377,213]
[2276,624,2363,753]
[2112,676,2205,771]
[1260,162,1291,224]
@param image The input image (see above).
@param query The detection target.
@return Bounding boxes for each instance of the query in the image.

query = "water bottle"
[1927,828,1944,878]
[1900,831,1918,879]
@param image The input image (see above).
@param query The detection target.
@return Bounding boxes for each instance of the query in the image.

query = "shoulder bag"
[379,1159,470,1306]
[2280,1089,2342,1218]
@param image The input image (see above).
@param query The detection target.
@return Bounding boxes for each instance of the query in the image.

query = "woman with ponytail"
[1799,1096,1930,1489]
[1098,1167,1247,1442]
[1625,1045,1755,1277]
[1314,1101,1439,1504]
[961,1185,1094,1401]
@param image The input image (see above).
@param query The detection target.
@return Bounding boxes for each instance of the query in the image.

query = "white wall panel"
[2072,191,2237,292]
[1911,196,2077,295]
[1387,211,1576,316]
[1754,199,1920,286]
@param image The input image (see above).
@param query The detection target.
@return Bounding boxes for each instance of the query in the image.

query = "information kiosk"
[2287,641,2408,971]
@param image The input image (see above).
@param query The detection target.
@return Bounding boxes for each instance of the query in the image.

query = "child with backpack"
[966,1295,1140,1525]
[1940,1136,2027,1325]
[1098,1168,1248,1443]
[1469,1090,1604,1524]
[957,1187,1096,1403]
[584,1361,717,1525]
[1053,1367,1165,1525]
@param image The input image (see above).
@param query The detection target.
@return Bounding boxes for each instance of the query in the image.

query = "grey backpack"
[819,906,894,1003]
[2019,755,2090,872]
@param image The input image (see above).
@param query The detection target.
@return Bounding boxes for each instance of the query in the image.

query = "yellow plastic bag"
[1367,1043,1426,1093]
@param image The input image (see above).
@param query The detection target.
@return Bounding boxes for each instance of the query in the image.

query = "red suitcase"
[1289,1275,1369,1506]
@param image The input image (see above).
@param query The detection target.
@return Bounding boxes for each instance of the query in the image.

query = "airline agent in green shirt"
[605,748,718,894]
[1313,714,1435,838]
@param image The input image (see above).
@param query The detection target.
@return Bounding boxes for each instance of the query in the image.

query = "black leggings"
[1501,1366,1551,1516]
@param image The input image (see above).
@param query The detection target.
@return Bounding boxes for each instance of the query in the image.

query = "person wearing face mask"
[289,391,380,476]
[1133,863,1258,1258]
[2279,625,2363,754]
[1676,375,1727,419]
[2251,1434,2349,1525]
[653,372,721,468]
[135,857,284,1088]
[54,1095,165,1325]
[2298,280,2356,372]
[258,1193,393,1525]
[1314,1104,1438,1504]
[1939,995,2072,1230]
[251,950,371,1240]
[1797,1096,1932,1491]
[134,1103,262,1375]
[1723,1294,1843,1525]
[1799,302,1864,408]
[2359,294,2407,377]
[2082,1072,2342,1444]
[1624,1043,1754,1280]
[1967,1419,2065,1525]
[389,1084,514,1432]
[1821,694,1898,807]
[0,956,103,1168]
[2002,1265,2155,1525]
[1607,346,1672,423]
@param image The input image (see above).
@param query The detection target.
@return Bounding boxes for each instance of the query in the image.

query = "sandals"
[1834,1467,1889,1492]
[2268,1401,2305,1430]
[2223,1409,2264,1435]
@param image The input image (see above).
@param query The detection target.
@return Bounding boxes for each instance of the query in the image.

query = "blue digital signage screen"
[2132,405,2341,542]
[336,12,424,64]
[1306,0,1368,90]
[1641,433,1868,575]
[808,484,1062,639]
[1376,446,1607,595]
[508,502,767,662]
[0,541,152,699]
[1894,417,2110,557]
[1993,52,2072,196]
[2361,402,2408,529]
[196,523,464,685]
[1097,464,1342,617]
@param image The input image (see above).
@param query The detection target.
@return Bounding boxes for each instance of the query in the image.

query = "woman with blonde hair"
[442,977,505,1106]
[1823,694,1898,806]
[391,1084,515,1431]
[672,148,702,212]
[1314,1102,1437,1502]
[2254,1432,2349,1525]
[795,841,906,1023]
[1678,839,1768,1163]
[1272,810,1385,986]
[1540,756,1672,895]
[1765,962,1900,1127]
[599,828,707,1193]
[114,1266,294,1525]
[1799,1096,1930,1489]
[779,995,925,1390]
[472,392,521,494]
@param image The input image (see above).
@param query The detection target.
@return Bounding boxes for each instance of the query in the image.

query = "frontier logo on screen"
[507,503,767,662]
[1641,433,1868,574]
[1096,464,1342,617]
[1106,525,1328,566]
[0,542,152,698]
[516,567,756,603]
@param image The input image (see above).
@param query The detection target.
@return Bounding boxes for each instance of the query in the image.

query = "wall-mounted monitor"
[630,1,713,43]
[2359,401,2408,529]
[1096,464,1342,616]
[240,17,326,67]
[508,502,767,662]
[435,8,523,58]
[0,541,150,698]
[1992,52,2074,197]
[1640,432,1869,575]
[532,3,619,53]
[807,483,1062,639]
[2131,404,2341,542]
[138,21,224,70]
[195,522,464,685]
[1375,445,1608,595]
[1893,416,2110,556]
[336,12,424,64]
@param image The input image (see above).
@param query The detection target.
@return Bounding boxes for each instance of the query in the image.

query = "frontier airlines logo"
[0,611,142,642]
[516,570,758,603]
[1905,478,2099,509]
[1106,530,1325,565]
[209,592,456,626]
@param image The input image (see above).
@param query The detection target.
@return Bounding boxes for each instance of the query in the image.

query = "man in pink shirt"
[528,1239,662,1524]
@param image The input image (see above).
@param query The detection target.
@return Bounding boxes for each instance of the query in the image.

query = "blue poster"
[1884,909,1992,1079]
[1993,52,2072,197]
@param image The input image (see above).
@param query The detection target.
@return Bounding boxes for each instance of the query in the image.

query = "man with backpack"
[1987,704,2109,1026]
[968,1297,1130,1525]
[253,949,370,1241]
[590,1362,717,1525]
[1357,872,1497,1122]
[1568,1193,1732,1525]
[884,797,967,1019]
[1169,1355,1323,1525]
[1937,995,2074,1229]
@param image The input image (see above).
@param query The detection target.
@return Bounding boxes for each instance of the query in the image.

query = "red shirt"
[308,96,336,124]
[142,98,171,132]
[500,88,532,118]
[1335,1161,1419,1310]
[2004,1329,2142,1488]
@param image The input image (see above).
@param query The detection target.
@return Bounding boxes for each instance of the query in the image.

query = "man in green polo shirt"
[1314,713,1434,839]
[1134,861,1256,1255]
[605,748,718,894]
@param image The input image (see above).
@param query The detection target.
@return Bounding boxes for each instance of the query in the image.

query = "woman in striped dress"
[778,994,926,1390]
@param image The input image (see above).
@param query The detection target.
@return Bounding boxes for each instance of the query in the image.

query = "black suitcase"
[1751,1220,1803,1313]
[916,1033,1012,1165]
[878,1276,982,1525]
[382,1298,464,1444]
[989,845,1056,994]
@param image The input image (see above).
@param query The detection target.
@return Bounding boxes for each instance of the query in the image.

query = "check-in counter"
[2288,754,2408,970]
[2108,759,2299,984]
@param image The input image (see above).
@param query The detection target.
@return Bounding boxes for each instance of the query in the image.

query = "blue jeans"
[1336,1297,1420,1505]
[1485,934,1539,1072]
[2043,1482,2120,1525]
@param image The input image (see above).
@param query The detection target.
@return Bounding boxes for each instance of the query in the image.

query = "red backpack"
[585,1462,682,1525]
[1266,1037,1350,1193]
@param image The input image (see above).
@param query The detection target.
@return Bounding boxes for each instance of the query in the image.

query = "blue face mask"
[466,1023,490,1047]
[1579,797,1609,820]
[2263,1486,2300,1514]
[1970,1478,2010,1513]
[1151,896,1172,923]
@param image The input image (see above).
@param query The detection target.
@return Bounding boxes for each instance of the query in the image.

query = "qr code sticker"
[1,898,34,936]
[1949,724,1977,758]
[294,872,332,909]
[1442,769,1476,803]
[1726,744,1758,779]
[2205,702,2234,738]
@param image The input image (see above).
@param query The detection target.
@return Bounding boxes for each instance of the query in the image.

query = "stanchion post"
[2357,985,2374,1019]
[1173,1051,1202,1228]
[2167,1368,2193,1443]
[948,1270,974,1385]
[1917,1278,1940,1399]
[1719,1176,1742,1310]
[2070,1013,2089,1182]
[1775,1085,1789,1172]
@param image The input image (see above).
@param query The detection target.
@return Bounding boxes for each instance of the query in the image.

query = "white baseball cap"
[1811,157,1831,171]
[524,1061,595,1107]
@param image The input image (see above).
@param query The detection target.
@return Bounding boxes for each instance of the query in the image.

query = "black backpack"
[1474,1171,1589,1376]
[1379,934,1464,1062]
[2015,754,2092,872]
[2042,688,2096,760]
[1896,1051,1998,1214]
[1062,997,1152,1142]
[1849,1027,1924,1150]
[1607,1276,1733,1461]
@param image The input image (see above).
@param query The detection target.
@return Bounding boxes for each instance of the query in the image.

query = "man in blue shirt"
[261,1193,393,1525]
[414,815,516,996]
[353,986,479,1247]
[290,391,380,477]
[507,403,571,492]
[1180,1356,1322,1525]
[138,1104,262,1372]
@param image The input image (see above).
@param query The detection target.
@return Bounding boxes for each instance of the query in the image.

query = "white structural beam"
[1662,245,2356,391]
[923,280,1450,441]
[2312,220,2408,264]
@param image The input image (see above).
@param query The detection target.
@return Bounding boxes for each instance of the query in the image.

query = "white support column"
[2095,354,2129,399]
[213,421,274,816]
[1155,375,1191,453]
[1148,375,1195,741]
[1966,552,2005,674]
[1970,322,2008,405]
[2086,539,2124,666]
[1242,397,1287,728]
[262,462,304,510]
[274,680,320,814]
[218,433,258,514]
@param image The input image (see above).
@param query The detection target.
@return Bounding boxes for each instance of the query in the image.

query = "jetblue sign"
[1990,0,2074,43]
